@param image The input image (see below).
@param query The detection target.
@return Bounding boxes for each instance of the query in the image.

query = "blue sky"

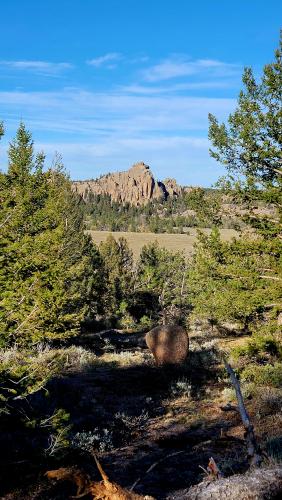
[0,0,281,185]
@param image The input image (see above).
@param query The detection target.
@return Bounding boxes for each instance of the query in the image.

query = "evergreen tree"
[99,235,134,317]
[208,31,282,238]
[190,33,282,334]
[189,229,281,330]
[0,124,102,346]
[136,242,190,324]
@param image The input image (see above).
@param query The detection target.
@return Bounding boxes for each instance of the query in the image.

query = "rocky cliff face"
[72,162,182,206]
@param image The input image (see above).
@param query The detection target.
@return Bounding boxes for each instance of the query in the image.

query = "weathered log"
[176,466,282,499]
[224,360,263,467]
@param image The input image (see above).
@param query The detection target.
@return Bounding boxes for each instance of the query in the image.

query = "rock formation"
[162,178,183,197]
[72,162,182,206]
[145,325,189,365]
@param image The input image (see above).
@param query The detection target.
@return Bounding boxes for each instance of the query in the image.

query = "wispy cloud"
[128,55,149,64]
[0,89,236,133]
[86,52,123,68]
[31,136,222,186]
[142,56,240,82]
[0,87,236,185]
[0,60,73,75]
[120,80,236,94]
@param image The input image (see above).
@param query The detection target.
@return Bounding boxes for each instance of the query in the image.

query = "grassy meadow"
[88,228,238,259]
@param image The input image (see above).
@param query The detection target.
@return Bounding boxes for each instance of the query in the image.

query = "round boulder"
[145,325,189,366]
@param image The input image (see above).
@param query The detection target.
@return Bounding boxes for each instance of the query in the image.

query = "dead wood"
[224,360,263,467]
[183,466,282,500]
[45,454,155,499]
[45,467,91,498]
[206,457,223,479]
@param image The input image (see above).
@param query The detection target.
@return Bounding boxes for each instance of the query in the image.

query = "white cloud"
[120,80,236,94]
[142,57,240,82]
[0,89,235,134]
[128,55,149,64]
[0,87,236,185]
[0,60,73,75]
[86,52,122,68]
[30,136,222,186]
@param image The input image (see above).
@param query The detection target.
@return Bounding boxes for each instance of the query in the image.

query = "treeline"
[0,124,191,343]
[0,124,280,346]
[85,187,232,233]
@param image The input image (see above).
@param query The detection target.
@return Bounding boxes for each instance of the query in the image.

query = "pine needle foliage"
[190,32,282,336]
[0,124,102,346]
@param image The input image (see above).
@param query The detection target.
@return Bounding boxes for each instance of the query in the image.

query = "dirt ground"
[0,330,277,499]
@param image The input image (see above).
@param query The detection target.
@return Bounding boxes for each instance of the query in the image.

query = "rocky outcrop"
[72,162,182,206]
[162,178,183,197]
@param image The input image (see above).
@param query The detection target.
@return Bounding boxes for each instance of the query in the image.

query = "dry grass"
[99,350,154,367]
[87,229,237,259]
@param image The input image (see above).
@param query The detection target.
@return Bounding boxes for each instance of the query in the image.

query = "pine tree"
[136,242,190,324]
[208,31,282,238]
[189,229,281,330]
[0,124,103,346]
[190,33,282,334]
[99,235,134,318]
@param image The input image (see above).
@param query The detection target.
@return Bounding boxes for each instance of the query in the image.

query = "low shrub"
[170,377,192,399]
[71,428,114,453]
[253,387,282,418]
[241,362,282,388]
[232,334,282,362]
[115,409,149,432]
[0,346,97,414]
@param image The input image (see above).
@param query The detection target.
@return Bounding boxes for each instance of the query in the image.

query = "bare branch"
[224,360,262,467]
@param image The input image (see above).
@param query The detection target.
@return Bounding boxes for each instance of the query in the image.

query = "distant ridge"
[72,162,183,206]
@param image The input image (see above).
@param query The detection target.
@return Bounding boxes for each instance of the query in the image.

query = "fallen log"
[181,466,282,499]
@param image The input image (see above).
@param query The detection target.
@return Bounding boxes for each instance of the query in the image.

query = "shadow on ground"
[0,333,246,499]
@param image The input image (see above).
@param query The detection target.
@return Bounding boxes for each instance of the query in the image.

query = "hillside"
[73,164,277,234]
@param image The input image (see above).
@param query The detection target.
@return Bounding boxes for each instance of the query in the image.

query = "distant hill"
[72,162,259,233]
[72,162,187,206]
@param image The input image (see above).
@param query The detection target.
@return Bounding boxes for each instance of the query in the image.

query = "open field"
[87,228,238,259]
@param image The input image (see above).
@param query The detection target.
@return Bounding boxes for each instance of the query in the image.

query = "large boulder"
[145,325,189,365]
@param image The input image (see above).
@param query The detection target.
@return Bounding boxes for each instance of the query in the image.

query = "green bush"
[0,346,97,413]
[139,315,154,329]
[232,334,282,362]
[242,362,282,388]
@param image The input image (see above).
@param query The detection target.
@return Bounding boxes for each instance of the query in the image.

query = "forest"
[0,32,281,500]
[85,187,226,233]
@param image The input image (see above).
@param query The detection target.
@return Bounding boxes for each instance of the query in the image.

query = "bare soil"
[0,330,276,500]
